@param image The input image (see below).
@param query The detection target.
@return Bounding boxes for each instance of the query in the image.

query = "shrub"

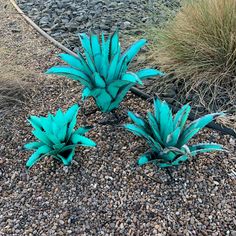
[46,31,164,112]
[154,0,236,92]
[124,97,225,168]
[24,104,96,168]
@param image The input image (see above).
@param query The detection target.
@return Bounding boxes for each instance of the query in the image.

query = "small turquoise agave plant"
[24,104,96,168]
[46,31,164,112]
[124,98,225,168]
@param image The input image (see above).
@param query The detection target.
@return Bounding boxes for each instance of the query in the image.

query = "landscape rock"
[16,0,181,49]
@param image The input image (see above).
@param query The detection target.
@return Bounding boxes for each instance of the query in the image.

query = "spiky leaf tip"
[138,155,149,166]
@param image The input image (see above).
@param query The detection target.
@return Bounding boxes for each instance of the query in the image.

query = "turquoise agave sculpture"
[24,104,96,168]
[46,31,164,112]
[124,98,225,168]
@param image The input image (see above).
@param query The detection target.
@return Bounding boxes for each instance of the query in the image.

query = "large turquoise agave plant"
[46,31,164,112]
[24,104,96,168]
[124,98,225,168]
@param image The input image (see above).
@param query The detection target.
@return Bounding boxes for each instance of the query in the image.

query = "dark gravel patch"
[16,0,180,50]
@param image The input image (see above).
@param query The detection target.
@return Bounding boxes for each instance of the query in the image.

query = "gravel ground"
[14,0,236,132]
[16,0,180,50]
[1,1,236,235]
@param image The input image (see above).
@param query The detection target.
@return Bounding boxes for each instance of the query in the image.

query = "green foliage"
[124,98,225,168]
[46,31,164,112]
[24,104,96,168]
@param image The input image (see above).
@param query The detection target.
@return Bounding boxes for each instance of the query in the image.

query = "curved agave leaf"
[91,34,102,71]
[127,111,146,128]
[95,90,113,112]
[159,101,173,142]
[79,33,93,57]
[28,116,42,131]
[136,69,165,80]
[46,67,92,89]
[173,104,191,131]
[146,111,163,145]
[124,124,150,140]
[122,72,143,85]
[107,80,130,99]
[182,113,224,138]
[169,154,188,166]
[93,72,106,88]
[59,53,91,77]
[82,87,91,100]
[189,143,225,155]
[71,134,96,147]
[32,129,53,146]
[124,124,161,151]
[166,127,181,146]
[74,126,93,136]
[178,113,224,147]
[106,52,120,84]
[24,142,43,150]
[121,39,147,64]
[57,148,75,166]
[107,83,133,112]
[109,30,120,59]
[26,145,52,168]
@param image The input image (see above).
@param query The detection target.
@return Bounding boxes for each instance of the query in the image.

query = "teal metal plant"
[124,98,225,168]
[24,104,96,168]
[46,31,164,112]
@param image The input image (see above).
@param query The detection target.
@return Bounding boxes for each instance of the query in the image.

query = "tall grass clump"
[156,0,236,92]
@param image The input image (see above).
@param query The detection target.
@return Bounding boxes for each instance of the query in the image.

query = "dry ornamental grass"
[157,0,236,84]
[145,0,236,128]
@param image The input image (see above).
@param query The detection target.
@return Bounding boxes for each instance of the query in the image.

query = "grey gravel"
[16,0,180,49]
